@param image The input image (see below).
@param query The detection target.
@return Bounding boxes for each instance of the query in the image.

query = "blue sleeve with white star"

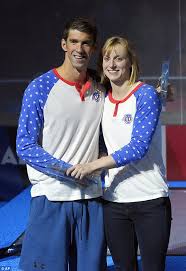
[111,85,162,167]
[16,74,72,181]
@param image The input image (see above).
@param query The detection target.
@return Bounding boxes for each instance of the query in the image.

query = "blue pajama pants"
[19,196,107,271]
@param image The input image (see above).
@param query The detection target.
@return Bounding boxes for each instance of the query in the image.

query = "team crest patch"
[122,114,133,124]
[92,90,101,102]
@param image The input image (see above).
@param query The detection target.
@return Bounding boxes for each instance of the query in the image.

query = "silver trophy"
[159,61,170,106]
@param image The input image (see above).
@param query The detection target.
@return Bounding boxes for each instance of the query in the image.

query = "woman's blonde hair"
[98,36,140,86]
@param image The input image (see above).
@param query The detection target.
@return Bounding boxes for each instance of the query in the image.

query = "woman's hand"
[66,163,96,180]
[66,155,116,181]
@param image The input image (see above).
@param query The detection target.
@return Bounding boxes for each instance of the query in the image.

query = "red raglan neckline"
[108,82,144,117]
[52,68,91,101]
[108,82,144,104]
[53,68,77,86]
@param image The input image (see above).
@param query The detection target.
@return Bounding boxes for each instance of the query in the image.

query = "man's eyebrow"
[69,38,78,42]
[69,38,93,44]
[83,39,93,43]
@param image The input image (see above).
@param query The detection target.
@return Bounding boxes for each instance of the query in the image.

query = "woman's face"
[102,44,131,84]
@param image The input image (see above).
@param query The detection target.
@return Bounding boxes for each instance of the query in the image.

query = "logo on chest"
[122,114,133,124]
[92,90,101,102]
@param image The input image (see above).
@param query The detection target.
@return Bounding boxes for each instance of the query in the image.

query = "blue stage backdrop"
[0,127,29,201]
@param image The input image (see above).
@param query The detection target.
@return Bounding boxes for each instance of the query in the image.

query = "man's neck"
[56,63,87,84]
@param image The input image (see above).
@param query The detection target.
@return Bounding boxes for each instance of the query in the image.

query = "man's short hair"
[63,17,97,45]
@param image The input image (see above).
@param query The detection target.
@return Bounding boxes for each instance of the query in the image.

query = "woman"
[67,36,172,271]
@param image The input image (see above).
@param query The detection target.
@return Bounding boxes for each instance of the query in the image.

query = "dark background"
[0,0,183,78]
[0,0,185,125]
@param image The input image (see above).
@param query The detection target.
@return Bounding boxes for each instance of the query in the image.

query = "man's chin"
[74,64,88,73]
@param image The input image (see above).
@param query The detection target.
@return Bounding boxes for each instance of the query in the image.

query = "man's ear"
[61,39,67,52]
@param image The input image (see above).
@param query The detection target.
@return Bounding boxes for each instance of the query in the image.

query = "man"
[16,17,106,271]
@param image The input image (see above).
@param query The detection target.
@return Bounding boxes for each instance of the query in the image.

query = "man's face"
[61,29,95,72]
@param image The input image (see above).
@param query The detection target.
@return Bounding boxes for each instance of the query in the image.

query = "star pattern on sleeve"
[111,85,162,167]
[16,71,72,181]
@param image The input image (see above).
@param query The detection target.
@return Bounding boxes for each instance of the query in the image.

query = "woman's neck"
[111,80,131,100]
[110,79,141,100]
